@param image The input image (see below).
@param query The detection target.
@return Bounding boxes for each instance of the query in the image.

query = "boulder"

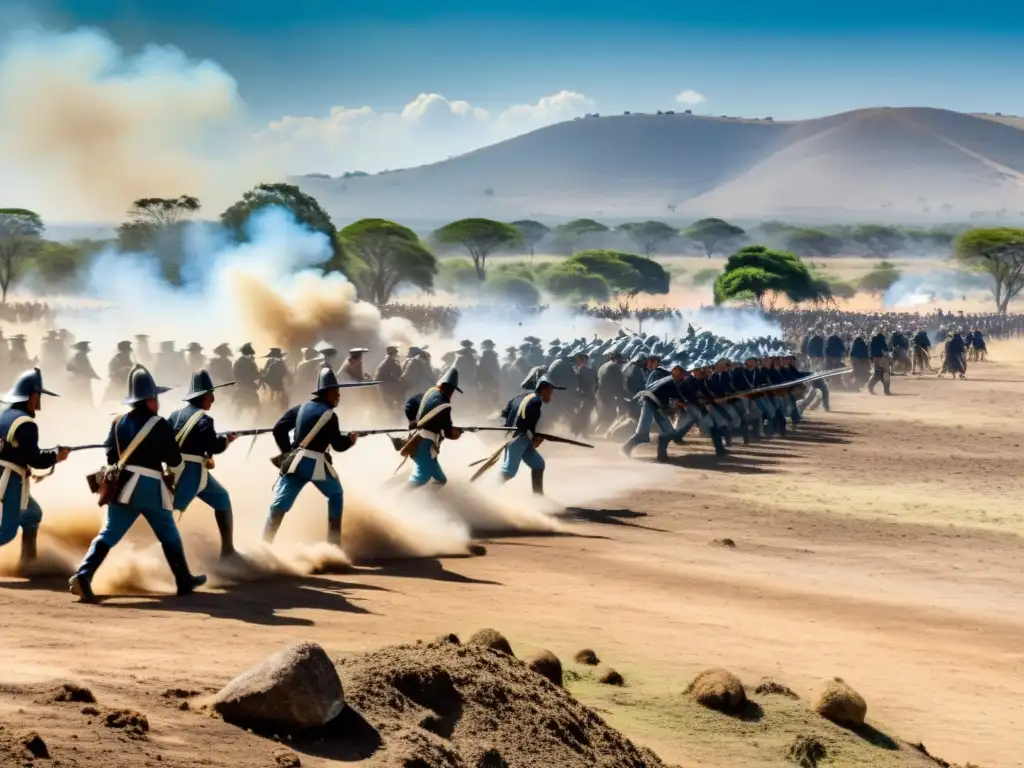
[814,678,866,727]
[597,666,624,686]
[573,648,600,666]
[213,642,344,729]
[467,628,514,656]
[686,668,746,713]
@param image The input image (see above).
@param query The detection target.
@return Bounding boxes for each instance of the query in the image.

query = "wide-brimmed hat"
[183,369,235,400]
[122,365,171,405]
[4,368,57,403]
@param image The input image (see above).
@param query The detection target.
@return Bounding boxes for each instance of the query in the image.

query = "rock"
[526,650,563,687]
[597,666,624,686]
[466,629,514,657]
[711,538,737,548]
[814,678,866,727]
[686,668,746,713]
[476,747,510,767]
[213,642,345,730]
[104,709,150,737]
[788,735,826,768]
[755,677,799,699]
[273,748,302,767]
[573,649,600,666]
[49,682,96,703]
[19,731,48,758]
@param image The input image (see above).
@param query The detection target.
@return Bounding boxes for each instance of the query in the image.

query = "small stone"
[597,666,624,686]
[573,649,600,666]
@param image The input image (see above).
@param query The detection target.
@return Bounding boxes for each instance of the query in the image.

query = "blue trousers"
[628,400,680,446]
[0,474,42,546]
[270,472,343,522]
[408,439,447,486]
[500,434,545,479]
[173,463,232,513]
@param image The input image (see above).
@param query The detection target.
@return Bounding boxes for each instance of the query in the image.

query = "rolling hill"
[293,107,1024,224]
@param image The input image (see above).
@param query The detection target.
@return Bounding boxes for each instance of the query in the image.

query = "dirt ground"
[1,341,1022,767]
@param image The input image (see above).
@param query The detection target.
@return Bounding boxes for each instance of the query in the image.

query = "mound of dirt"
[335,636,668,767]
[526,650,563,687]
[598,667,625,686]
[104,709,150,737]
[686,669,747,714]
[814,678,867,727]
[46,681,96,703]
[788,734,827,767]
[756,677,800,699]
[19,730,49,759]
[466,628,514,657]
[574,649,600,666]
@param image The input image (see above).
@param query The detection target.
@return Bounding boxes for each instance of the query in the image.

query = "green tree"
[618,221,678,257]
[713,245,824,307]
[431,218,522,280]
[0,209,44,303]
[953,228,1024,313]
[221,183,348,272]
[784,228,844,257]
[30,239,107,289]
[566,250,641,292]
[713,267,783,306]
[483,274,540,307]
[510,220,550,258]
[116,195,201,271]
[850,224,906,257]
[550,218,610,253]
[691,267,720,287]
[858,260,903,296]
[683,218,746,258]
[436,258,480,294]
[614,252,671,294]
[491,261,537,282]
[541,261,611,302]
[339,219,437,304]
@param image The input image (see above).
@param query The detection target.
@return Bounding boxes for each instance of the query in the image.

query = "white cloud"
[676,89,707,105]
[256,90,595,175]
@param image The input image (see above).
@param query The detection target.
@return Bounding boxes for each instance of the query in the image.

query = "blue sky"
[18,0,1024,121]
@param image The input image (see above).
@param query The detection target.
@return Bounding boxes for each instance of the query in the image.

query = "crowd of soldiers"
[0,301,55,326]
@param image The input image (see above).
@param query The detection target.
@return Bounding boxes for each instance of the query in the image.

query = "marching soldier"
[595,350,625,431]
[70,365,207,603]
[498,375,565,495]
[294,347,324,401]
[849,334,871,389]
[40,330,66,378]
[102,340,135,404]
[573,351,597,437]
[0,369,69,572]
[374,345,405,411]
[232,342,262,416]
[403,367,463,488]
[66,340,100,406]
[209,343,233,385]
[133,334,153,367]
[261,348,291,409]
[340,348,369,382]
[911,328,932,374]
[890,329,912,374]
[263,367,359,547]
[868,328,892,395]
[478,340,501,408]
[401,346,435,397]
[622,366,686,462]
[168,371,238,558]
[185,342,207,371]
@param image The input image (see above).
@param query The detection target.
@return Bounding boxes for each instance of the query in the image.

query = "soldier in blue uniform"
[403,367,463,488]
[263,367,359,547]
[168,370,238,558]
[621,367,686,461]
[499,376,564,494]
[0,369,69,571]
[70,365,207,603]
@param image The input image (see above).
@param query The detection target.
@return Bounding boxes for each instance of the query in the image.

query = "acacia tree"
[851,224,906,257]
[858,260,903,296]
[784,228,844,257]
[115,195,201,284]
[713,245,825,308]
[0,209,44,304]
[339,219,437,304]
[684,218,745,258]
[431,218,522,281]
[618,221,678,257]
[550,218,610,253]
[510,220,550,258]
[954,228,1024,314]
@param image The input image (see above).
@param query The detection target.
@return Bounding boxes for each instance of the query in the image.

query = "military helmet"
[123,365,171,405]
[184,369,235,401]
[437,366,463,393]
[314,366,346,395]
[4,368,57,404]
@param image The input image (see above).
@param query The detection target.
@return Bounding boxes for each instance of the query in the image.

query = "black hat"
[4,368,57,403]
[122,365,171,405]
[184,369,235,400]
[438,366,463,393]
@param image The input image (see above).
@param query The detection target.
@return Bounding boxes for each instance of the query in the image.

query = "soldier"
[911,328,932,374]
[320,345,339,372]
[942,330,967,379]
[66,340,100,406]
[890,329,912,374]
[512,342,535,382]
[40,330,65,377]
[102,340,135,404]
[573,352,597,437]
[154,341,178,383]
[972,327,988,362]
[261,348,291,409]
[731,354,764,440]
[0,369,69,572]
[478,339,501,408]
[168,370,238,558]
[824,331,846,371]
[849,334,871,389]
[339,348,369,382]
[454,344,479,401]
[70,365,207,603]
[134,334,153,367]
[263,367,360,547]
[232,342,262,417]
[403,367,463,488]
[209,343,234,385]
[401,346,435,397]
[595,350,625,432]
[498,376,564,495]
[868,328,892,395]
[294,347,324,399]
[541,349,576,429]
[7,334,34,370]
[185,342,207,371]
[621,366,686,461]
[374,345,404,411]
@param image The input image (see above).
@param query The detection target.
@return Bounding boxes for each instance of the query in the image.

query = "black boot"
[710,427,727,457]
[263,511,285,543]
[214,509,235,558]
[327,516,342,547]
[18,528,38,573]
[161,541,207,596]
[69,540,110,604]
[531,468,544,496]
[656,436,670,462]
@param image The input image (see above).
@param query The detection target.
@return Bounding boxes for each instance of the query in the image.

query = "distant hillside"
[293,107,1024,224]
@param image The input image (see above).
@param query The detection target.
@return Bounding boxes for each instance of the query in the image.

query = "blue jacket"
[501,393,543,435]
[105,407,182,471]
[168,405,229,457]
[272,399,354,454]
[404,387,455,437]
[0,404,58,471]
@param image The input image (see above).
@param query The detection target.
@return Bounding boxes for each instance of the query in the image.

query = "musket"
[467,431,594,480]
[30,443,107,482]
[217,427,274,438]
[391,426,518,475]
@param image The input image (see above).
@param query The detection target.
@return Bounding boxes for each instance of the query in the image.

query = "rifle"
[467,431,594,479]
[31,443,107,481]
